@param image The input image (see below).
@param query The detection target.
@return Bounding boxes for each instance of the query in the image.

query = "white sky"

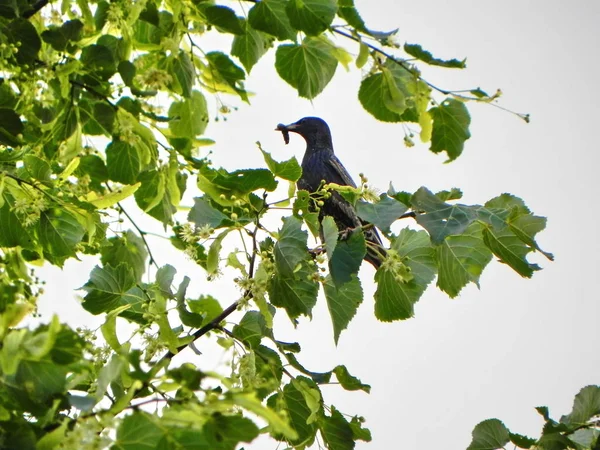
[35,0,600,448]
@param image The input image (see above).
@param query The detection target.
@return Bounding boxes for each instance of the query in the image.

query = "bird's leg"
[339,227,354,241]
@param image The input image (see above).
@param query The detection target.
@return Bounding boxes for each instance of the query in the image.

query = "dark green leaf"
[204,413,260,448]
[323,275,363,344]
[333,365,370,393]
[329,229,365,286]
[100,230,148,283]
[404,43,466,68]
[0,200,34,249]
[39,208,85,266]
[5,19,41,64]
[358,60,428,123]
[286,0,337,36]
[81,44,117,80]
[411,187,477,244]
[0,107,24,146]
[509,432,537,449]
[199,4,244,35]
[429,99,471,161]
[261,149,302,181]
[171,51,194,98]
[22,154,51,182]
[337,0,367,32]
[482,225,540,278]
[168,90,209,138]
[267,378,318,446]
[374,228,436,321]
[134,169,178,226]
[205,51,249,102]
[349,416,372,442]
[231,23,271,73]
[436,221,492,297]
[320,407,355,450]
[356,195,408,232]
[189,196,230,229]
[254,345,284,399]
[198,166,278,202]
[106,140,141,184]
[467,419,510,450]
[561,385,600,427]
[41,20,83,51]
[115,412,165,450]
[269,218,318,319]
[275,37,338,99]
[248,0,296,41]
[233,311,268,349]
[81,264,138,315]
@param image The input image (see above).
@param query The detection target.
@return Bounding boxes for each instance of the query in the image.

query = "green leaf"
[39,208,85,266]
[267,378,318,446]
[337,0,367,32]
[374,229,436,321]
[171,51,194,98]
[207,229,230,275]
[273,216,309,278]
[286,0,337,36]
[205,51,249,102]
[204,413,260,447]
[22,154,51,182]
[188,196,230,229]
[232,311,268,349]
[198,166,278,202]
[248,0,296,41]
[329,229,366,286]
[411,187,477,244]
[232,23,271,73]
[356,195,408,232]
[561,385,600,427]
[0,107,24,146]
[5,19,41,64]
[168,90,209,138]
[175,277,204,327]
[100,231,148,283]
[320,406,355,450]
[269,217,319,319]
[115,412,165,450]
[81,264,138,315]
[404,43,466,69]
[261,149,302,181]
[41,20,83,51]
[482,225,540,278]
[349,416,372,442]
[333,365,371,393]
[187,294,223,323]
[323,276,363,344]
[0,199,34,249]
[429,99,471,161]
[358,60,429,123]
[467,419,510,450]
[198,4,244,35]
[436,221,493,297]
[106,140,141,184]
[81,44,117,80]
[509,433,537,449]
[322,215,338,260]
[275,37,338,99]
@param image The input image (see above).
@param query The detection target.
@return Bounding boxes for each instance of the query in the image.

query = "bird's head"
[277,117,333,150]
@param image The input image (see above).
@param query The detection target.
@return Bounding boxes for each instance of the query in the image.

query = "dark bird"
[276,117,385,269]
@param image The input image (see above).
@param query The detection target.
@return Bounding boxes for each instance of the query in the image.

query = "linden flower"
[180,223,199,244]
[138,68,173,90]
[361,186,380,203]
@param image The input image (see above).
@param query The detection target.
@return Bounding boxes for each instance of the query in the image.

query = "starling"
[277,117,385,269]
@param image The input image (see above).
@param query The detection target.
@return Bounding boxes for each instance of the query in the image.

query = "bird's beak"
[275,122,299,132]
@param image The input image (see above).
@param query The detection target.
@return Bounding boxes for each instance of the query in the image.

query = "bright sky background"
[35,1,600,448]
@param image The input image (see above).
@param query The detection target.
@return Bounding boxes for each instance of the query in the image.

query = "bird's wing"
[324,155,358,188]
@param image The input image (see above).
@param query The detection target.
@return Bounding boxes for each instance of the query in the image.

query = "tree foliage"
[0,0,566,449]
